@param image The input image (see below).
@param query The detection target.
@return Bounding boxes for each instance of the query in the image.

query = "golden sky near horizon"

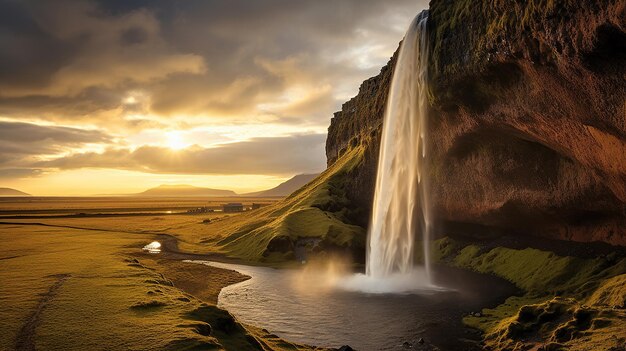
[0,0,427,195]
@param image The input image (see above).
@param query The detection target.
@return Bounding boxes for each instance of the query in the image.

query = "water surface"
[190,261,517,350]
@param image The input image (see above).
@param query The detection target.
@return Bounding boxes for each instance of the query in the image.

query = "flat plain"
[0,196,322,351]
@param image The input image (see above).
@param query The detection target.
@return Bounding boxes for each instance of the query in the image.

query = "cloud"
[0,0,429,188]
[36,134,326,175]
[0,120,109,145]
[0,0,205,98]
[0,0,427,127]
[0,120,110,162]
[0,168,43,179]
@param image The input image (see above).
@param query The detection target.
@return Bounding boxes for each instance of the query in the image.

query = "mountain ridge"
[136,184,236,197]
[0,187,30,196]
[243,173,320,197]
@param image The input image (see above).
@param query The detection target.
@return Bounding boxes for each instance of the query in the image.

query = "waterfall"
[366,11,431,282]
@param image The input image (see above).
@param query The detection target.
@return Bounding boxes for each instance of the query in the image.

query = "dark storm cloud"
[37,133,327,175]
[0,0,426,125]
[0,0,78,90]
[0,0,205,99]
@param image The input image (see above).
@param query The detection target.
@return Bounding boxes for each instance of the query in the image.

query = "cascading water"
[366,11,432,283]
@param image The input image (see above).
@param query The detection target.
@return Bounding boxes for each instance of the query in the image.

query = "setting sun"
[166,131,189,150]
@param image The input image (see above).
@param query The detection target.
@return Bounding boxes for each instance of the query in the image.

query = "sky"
[0,0,427,195]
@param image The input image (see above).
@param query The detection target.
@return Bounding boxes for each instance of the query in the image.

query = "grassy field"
[0,163,366,351]
[0,147,368,350]
[5,142,622,351]
[2,147,367,265]
[0,220,327,350]
[0,196,279,214]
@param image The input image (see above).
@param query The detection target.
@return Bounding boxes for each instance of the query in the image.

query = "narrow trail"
[15,274,70,351]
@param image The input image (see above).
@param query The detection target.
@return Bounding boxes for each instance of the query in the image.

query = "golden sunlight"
[166,131,190,150]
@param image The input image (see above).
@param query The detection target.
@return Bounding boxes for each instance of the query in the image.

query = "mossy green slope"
[202,146,367,262]
[430,237,626,350]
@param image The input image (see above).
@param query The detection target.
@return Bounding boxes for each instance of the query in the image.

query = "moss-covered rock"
[430,236,626,350]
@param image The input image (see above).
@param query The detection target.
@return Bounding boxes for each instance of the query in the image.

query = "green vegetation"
[0,225,215,350]
[9,146,367,265]
[0,148,368,349]
[3,151,623,351]
[429,0,578,77]
[200,145,367,262]
[0,224,323,350]
[429,237,626,350]
[185,306,324,351]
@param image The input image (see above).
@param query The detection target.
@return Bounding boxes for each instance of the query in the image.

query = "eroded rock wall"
[325,0,626,245]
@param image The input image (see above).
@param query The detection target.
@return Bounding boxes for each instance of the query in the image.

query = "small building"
[187,207,214,214]
[251,203,264,210]
[222,202,244,212]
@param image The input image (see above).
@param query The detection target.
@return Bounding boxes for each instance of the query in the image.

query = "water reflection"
[186,260,516,350]
[142,241,161,253]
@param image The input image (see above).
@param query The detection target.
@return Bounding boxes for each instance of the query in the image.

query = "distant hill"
[137,184,236,197]
[244,173,320,197]
[0,187,30,196]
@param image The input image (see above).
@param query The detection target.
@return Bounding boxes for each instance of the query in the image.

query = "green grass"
[0,225,221,350]
[204,145,367,262]
[0,224,324,350]
[6,146,367,265]
[429,237,626,350]
[429,0,578,76]
[586,273,626,308]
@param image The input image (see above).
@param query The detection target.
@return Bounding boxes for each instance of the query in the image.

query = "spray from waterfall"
[366,11,432,282]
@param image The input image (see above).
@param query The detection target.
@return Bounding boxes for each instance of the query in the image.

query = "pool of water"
[188,261,517,350]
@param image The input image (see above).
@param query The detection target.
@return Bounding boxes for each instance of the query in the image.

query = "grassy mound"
[429,237,626,350]
[200,146,367,263]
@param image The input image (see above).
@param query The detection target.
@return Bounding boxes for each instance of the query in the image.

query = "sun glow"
[166,131,190,150]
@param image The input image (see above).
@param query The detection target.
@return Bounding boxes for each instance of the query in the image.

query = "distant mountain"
[137,184,236,197]
[0,187,30,196]
[244,173,320,197]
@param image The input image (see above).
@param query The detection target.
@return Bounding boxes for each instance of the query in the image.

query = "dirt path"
[15,274,70,351]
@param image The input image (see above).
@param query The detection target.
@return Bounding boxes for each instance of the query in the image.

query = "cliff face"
[326,50,397,226]
[325,1,626,245]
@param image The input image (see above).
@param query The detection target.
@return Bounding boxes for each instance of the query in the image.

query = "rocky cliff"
[326,0,626,245]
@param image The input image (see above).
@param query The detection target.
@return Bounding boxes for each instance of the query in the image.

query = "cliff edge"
[326,0,626,246]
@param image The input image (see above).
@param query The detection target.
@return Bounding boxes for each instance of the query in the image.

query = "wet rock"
[338,346,354,351]
[194,322,212,336]
[418,338,425,344]
[324,0,626,246]
[403,341,412,348]
[263,235,294,255]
